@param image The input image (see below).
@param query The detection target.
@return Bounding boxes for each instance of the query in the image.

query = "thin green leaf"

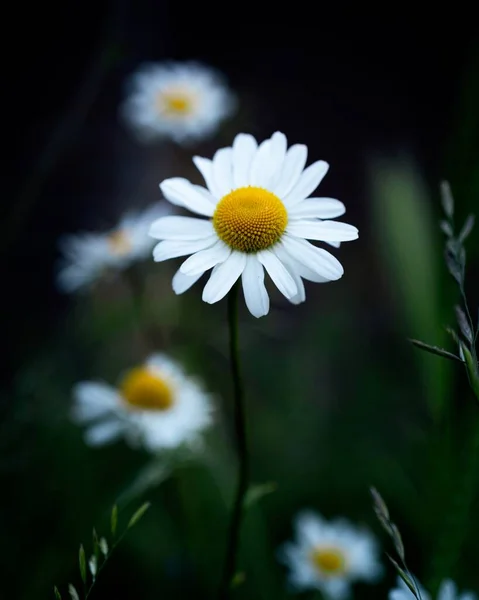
[99,537,109,556]
[440,181,454,218]
[390,523,405,561]
[92,528,99,558]
[445,327,460,345]
[111,505,118,537]
[455,305,473,344]
[445,251,463,285]
[370,487,390,520]
[231,572,246,588]
[53,586,62,600]
[78,545,87,584]
[89,555,97,580]
[127,502,151,529]
[68,584,80,600]
[459,214,475,243]
[440,220,453,237]
[409,339,463,363]
[459,246,466,273]
[387,556,420,599]
[244,482,277,509]
[461,343,479,402]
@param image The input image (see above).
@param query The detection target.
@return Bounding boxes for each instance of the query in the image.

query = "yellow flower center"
[213,186,288,253]
[158,91,193,115]
[310,547,347,576]
[119,367,174,411]
[108,230,131,256]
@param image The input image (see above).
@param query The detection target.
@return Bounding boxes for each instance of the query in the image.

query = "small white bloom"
[279,511,382,599]
[121,61,236,144]
[149,131,358,318]
[72,354,214,451]
[57,204,168,293]
[389,576,477,600]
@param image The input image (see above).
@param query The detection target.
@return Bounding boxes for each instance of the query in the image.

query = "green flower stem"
[219,282,249,599]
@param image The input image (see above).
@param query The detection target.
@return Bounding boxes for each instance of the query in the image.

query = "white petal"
[85,420,124,446]
[272,144,308,198]
[321,578,350,600]
[202,252,247,304]
[160,178,215,216]
[268,131,288,186]
[327,240,341,248]
[193,156,222,197]
[438,580,456,600]
[179,241,231,275]
[249,138,273,187]
[241,255,270,318]
[287,220,358,242]
[72,382,120,421]
[285,267,306,305]
[268,246,306,304]
[283,160,329,206]
[232,133,258,188]
[281,236,344,280]
[213,147,234,197]
[149,216,214,240]
[152,236,217,261]
[274,243,329,284]
[257,249,298,299]
[289,197,346,219]
[172,268,203,294]
[389,592,410,600]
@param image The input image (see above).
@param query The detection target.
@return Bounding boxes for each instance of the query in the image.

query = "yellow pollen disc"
[310,547,347,576]
[108,230,131,255]
[119,367,174,411]
[158,91,192,115]
[213,186,288,253]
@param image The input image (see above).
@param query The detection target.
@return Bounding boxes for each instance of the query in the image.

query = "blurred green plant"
[370,158,451,421]
[371,487,423,600]
[54,502,150,600]
[409,182,478,592]
[411,181,477,403]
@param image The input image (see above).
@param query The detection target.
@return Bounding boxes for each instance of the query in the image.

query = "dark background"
[4,3,478,368]
[2,2,479,599]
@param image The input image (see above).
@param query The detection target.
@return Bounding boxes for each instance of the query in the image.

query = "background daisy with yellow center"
[57,204,168,293]
[279,510,382,598]
[149,131,359,317]
[121,61,236,144]
[72,354,214,451]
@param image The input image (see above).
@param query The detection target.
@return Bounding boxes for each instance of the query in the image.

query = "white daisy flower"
[279,510,382,599]
[121,61,236,144]
[149,131,359,318]
[72,354,214,451]
[57,204,168,293]
[389,576,477,600]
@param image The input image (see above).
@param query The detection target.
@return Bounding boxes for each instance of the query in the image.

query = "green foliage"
[54,503,151,600]
[371,488,423,600]
[412,182,478,405]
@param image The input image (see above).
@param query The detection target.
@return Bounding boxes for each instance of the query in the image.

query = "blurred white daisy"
[121,61,236,144]
[72,354,214,451]
[149,131,358,318]
[389,576,477,600]
[57,204,168,293]
[279,510,382,599]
